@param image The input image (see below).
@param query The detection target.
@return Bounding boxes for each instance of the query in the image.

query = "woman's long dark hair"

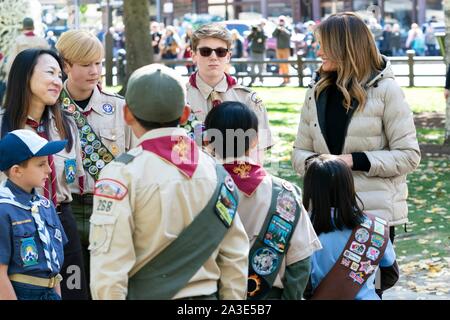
[1,48,74,151]
[303,154,364,235]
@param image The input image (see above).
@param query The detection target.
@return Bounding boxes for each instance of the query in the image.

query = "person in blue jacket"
[0,129,68,300]
[302,154,399,300]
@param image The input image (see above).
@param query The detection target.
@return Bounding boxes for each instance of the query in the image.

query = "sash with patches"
[311,214,389,300]
[182,72,237,143]
[60,89,115,180]
[223,162,266,197]
[247,177,301,300]
[140,135,199,178]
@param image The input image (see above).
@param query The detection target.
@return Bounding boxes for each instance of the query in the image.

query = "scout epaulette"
[127,164,239,300]
[311,214,389,300]
[247,177,301,300]
[97,85,124,99]
[223,161,266,197]
[140,135,199,178]
[114,153,135,165]
[60,89,115,180]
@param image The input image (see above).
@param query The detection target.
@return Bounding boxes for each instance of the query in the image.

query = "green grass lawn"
[253,87,449,261]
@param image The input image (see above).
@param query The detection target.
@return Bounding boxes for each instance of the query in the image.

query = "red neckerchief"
[223,161,267,197]
[25,119,58,206]
[24,31,35,36]
[140,135,199,178]
[189,72,237,107]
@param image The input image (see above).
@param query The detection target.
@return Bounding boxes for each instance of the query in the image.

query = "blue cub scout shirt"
[0,180,68,279]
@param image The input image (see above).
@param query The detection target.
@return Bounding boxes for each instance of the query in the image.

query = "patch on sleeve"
[94,179,128,200]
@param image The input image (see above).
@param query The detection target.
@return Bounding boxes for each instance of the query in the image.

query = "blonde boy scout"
[185,23,273,164]
[55,30,134,271]
[89,64,249,300]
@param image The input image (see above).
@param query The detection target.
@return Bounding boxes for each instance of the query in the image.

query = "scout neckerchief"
[60,89,115,181]
[311,213,389,300]
[140,135,199,177]
[223,161,266,197]
[127,164,239,300]
[183,73,237,143]
[25,118,58,206]
[30,200,60,273]
[245,177,301,300]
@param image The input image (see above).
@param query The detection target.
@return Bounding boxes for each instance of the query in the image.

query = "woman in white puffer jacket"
[292,12,421,243]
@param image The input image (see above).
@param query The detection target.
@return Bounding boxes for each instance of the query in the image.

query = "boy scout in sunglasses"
[89,64,249,300]
[185,23,273,165]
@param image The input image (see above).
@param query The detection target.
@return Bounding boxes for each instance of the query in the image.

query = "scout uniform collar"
[139,128,199,178]
[62,82,107,117]
[189,72,237,100]
[4,179,39,207]
[222,156,267,197]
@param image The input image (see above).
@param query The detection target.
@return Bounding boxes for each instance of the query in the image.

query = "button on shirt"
[0,180,68,278]
[89,128,249,300]
[62,82,136,194]
[227,157,322,289]
[310,225,396,300]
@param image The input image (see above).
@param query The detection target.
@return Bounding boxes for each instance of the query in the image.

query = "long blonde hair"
[315,12,384,111]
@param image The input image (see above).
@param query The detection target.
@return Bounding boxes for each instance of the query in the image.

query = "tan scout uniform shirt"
[0,109,85,203]
[6,33,50,74]
[224,156,322,289]
[186,74,273,163]
[89,127,250,300]
[63,82,135,194]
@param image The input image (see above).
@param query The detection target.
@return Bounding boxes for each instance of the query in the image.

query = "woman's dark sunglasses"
[197,47,229,57]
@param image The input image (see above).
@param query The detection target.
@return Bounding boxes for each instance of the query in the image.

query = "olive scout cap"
[125,64,186,123]
[23,17,34,30]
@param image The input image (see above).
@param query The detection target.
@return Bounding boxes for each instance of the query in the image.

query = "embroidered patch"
[102,103,114,115]
[343,249,362,263]
[366,247,380,261]
[371,234,385,248]
[224,175,235,192]
[349,241,366,256]
[39,198,51,208]
[232,163,252,179]
[21,237,39,267]
[350,262,360,271]
[94,179,128,200]
[67,104,76,114]
[375,217,387,225]
[359,260,375,275]
[355,228,370,243]
[264,215,292,253]
[281,180,294,192]
[64,159,77,184]
[251,247,279,276]
[11,219,32,226]
[361,217,373,229]
[275,191,297,223]
[340,257,351,267]
[214,184,237,228]
[349,271,365,285]
[374,221,385,236]
[54,229,62,242]
[247,273,270,298]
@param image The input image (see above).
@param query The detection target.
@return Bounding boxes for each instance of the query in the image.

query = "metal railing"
[106,50,446,88]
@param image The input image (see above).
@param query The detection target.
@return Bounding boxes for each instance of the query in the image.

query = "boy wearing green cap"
[89,64,249,300]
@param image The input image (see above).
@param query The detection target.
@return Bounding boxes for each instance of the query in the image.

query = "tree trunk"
[120,0,153,95]
[445,0,450,145]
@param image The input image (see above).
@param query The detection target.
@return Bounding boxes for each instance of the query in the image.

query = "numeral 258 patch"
[97,199,113,212]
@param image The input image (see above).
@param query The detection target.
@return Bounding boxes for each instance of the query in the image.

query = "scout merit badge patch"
[61,90,115,180]
[21,237,39,267]
[264,215,292,253]
[311,214,389,300]
[223,162,267,197]
[64,159,77,184]
[214,184,237,228]
[94,179,128,200]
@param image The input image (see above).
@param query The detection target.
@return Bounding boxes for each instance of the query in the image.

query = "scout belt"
[126,164,239,300]
[247,177,301,300]
[311,213,389,300]
[61,90,115,180]
[9,273,63,288]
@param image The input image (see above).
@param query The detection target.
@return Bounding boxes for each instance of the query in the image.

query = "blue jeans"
[12,282,61,300]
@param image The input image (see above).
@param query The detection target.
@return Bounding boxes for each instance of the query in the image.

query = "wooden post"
[105,31,113,87]
[407,50,415,87]
[297,54,304,87]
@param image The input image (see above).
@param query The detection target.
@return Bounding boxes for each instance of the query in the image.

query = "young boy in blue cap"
[0,129,68,300]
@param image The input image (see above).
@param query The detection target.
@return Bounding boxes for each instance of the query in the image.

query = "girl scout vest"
[222,162,301,300]
[126,137,240,300]
[311,214,389,300]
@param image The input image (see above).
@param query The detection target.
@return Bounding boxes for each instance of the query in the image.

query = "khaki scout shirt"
[63,82,135,194]
[0,109,85,203]
[5,33,50,74]
[186,74,273,163]
[89,127,250,300]
[224,156,322,289]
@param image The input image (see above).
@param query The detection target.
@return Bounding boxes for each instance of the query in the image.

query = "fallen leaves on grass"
[401,258,450,295]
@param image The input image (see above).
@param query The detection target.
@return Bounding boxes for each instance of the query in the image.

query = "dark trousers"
[71,194,94,298]
[57,203,89,300]
[12,282,61,300]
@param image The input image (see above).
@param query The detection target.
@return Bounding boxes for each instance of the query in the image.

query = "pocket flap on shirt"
[90,214,117,225]
[99,128,124,141]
